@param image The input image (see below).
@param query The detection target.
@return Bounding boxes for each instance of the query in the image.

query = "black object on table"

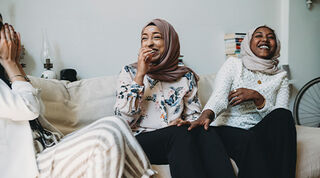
[60,69,77,82]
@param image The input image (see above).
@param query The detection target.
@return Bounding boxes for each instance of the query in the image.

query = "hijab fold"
[133,19,199,82]
[240,25,282,75]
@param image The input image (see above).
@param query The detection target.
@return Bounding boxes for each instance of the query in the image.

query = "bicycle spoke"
[300,95,320,109]
[301,119,320,125]
[299,116,320,122]
[300,119,320,125]
[299,111,320,117]
[300,103,319,113]
[307,86,320,106]
[299,112,320,117]
[299,100,320,113]
[314,83,320,102]
[299,115,320,120]
[304,90,319,106]
[304,91,320,110]
[294,77,320,127]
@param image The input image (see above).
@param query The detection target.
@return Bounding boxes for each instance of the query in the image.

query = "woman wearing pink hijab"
[188,25,297,178]
[114,19,236,178]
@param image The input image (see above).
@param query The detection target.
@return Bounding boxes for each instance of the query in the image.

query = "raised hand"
[134,47,155,85]
[0,24,19,64]
[0,24,26,82]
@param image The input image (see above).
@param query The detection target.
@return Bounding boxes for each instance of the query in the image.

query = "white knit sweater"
[204,57,289,129]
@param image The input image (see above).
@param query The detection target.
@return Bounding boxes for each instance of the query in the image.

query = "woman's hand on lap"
[169,118,191,126]
[188,109,214,131]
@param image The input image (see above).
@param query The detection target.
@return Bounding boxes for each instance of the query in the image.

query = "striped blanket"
[36,116,155,178]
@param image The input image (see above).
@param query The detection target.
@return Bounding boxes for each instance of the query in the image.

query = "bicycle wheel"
[293,77,320,127]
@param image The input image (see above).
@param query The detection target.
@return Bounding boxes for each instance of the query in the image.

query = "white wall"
[288,0,320,110]
[289,0,320,89]
[0,0,281,79]
[1,0,319,112]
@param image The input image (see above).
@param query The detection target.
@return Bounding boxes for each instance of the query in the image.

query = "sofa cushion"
[29,75,320,178]
[198,73,216,107]
[29,74,215,134]
[296,125,320,178]
[29,75,118,134]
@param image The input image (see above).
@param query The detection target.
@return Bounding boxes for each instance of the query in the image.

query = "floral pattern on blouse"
[114,65,202,134]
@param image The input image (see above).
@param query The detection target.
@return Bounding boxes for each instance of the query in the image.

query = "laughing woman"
[114,19,236,178]
[0,22,152,178]
[189,26,297,178]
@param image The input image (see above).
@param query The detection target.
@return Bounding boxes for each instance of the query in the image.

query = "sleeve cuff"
[185,112,201,122]
[256,100,272,118]
[12,81,38,94]
[130,81,145,97]
[203,102,213,112]
[201,107,216,120]
[131,81,144,88]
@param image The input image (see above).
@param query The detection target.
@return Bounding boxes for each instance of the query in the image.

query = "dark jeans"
[214,108,297,178]
[136,125,236,178]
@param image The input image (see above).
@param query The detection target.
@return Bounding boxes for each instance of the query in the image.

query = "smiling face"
[141,25,165,63]
[250,27,277,59]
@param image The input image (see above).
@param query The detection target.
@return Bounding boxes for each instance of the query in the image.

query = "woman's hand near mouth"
[134,47,154,86]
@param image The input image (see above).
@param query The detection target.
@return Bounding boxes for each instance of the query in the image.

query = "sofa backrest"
[29,74,215,134]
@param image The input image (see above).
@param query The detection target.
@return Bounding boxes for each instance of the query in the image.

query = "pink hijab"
[240,25,282,75]
[133,19,199,82]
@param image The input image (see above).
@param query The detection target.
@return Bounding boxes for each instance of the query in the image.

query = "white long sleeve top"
[204,57,289,129]
[0,79,41,178]
[114,65,202,134]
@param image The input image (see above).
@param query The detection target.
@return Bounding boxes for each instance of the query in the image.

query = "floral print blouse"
[114,65,201,134]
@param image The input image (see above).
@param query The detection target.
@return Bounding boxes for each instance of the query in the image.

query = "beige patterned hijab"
[240,25,282,74]
[133,19,199,82]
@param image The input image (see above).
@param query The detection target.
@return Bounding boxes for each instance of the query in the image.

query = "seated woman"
[189,25,296,178]
[0,23,153,178]
[114,18,236,178]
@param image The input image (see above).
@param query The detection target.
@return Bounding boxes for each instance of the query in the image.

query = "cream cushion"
[296,125,320,178]
[29,75,117,134]
[29,75,320,178]
[29,74,215,134]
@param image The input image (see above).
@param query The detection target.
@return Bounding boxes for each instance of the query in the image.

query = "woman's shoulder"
[120,64,137,76]
[218,57,243,73]
[182,71,195,80]
[225,56,242,66]
[272,69,288,80]
[181,71,197,91]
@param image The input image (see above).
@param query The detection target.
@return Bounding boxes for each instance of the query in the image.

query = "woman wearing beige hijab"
[188,26,297,178]
[115,19,236,178]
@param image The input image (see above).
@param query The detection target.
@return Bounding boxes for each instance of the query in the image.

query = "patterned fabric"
[31,115,63,154]
[114,65,201,134]
[36,116,155,178]
[204,57,289,130]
